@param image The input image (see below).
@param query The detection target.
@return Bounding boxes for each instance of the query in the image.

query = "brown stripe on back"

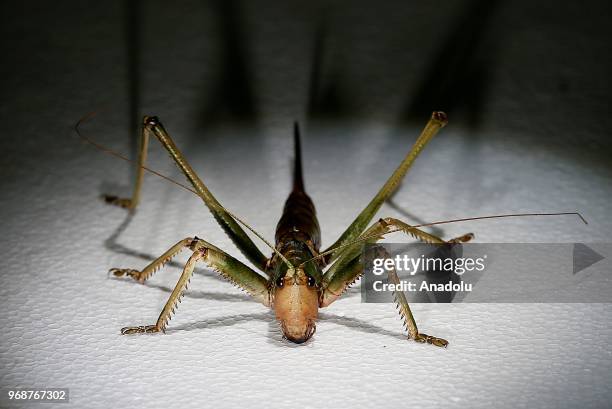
[274,190,321,250]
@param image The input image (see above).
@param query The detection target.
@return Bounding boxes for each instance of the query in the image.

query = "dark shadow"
[385,188,446,238]
[104,212,147,262]
[318,312,407,341]
[404,0,501,127]
[169,312,272,333]
[199,0,256,126]
[124,0,141,178]
[165,310,407,344]
[98,181,131,201]
[307,19,351,118]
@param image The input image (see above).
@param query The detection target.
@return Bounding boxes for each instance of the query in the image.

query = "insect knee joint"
[379,217,394,228]
[143,115,160,127]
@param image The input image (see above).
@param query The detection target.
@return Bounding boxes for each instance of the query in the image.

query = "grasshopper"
[80,111,581,345]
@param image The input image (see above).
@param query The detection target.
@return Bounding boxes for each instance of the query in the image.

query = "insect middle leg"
[118,237,270,335]
[110,237,195,283]
[103,115,269,271]
[320,217,473,346]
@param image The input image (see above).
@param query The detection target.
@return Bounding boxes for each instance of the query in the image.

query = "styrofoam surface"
[1,1,611,408]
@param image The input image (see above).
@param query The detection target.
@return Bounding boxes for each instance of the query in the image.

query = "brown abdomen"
[274,190,321,250]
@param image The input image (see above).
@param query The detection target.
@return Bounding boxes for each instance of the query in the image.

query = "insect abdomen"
[274,122,321,249]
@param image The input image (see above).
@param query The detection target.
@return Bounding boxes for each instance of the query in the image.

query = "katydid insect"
[77,111,585,345]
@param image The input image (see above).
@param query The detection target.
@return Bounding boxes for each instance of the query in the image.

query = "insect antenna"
[74,112,294,269]
[298,211,587,268]
[75,112,199,196]
[411,212,588,228]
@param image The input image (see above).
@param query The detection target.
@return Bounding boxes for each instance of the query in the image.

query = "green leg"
[103,117,149,209]
[323,216,472,288]
[320,217,473,347]
[119,237,270,335]
[322,112,448,265]
[104,116,269,271]
[387,258,449,347]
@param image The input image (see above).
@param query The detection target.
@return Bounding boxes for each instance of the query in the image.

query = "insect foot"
[414,333,449,348]
[449,232,475,243]
[102,194,134,209]
[109,268,145,283]
[121,325,160,335]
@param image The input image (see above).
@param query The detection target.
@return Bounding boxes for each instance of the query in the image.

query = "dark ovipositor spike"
[293,121,305,192]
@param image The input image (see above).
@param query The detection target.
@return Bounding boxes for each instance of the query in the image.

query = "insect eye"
[307,276,316,287]
[276,276,284,288]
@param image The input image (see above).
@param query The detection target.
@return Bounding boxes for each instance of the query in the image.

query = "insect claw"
[109,268,143,282]
[449,232,474,243]
[413,333,448,347]
[121,325,159,335]
[102,194,133,209]
[432,338,449,348]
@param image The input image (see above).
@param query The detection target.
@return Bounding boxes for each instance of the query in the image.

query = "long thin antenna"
[299,211,587,267]
[222,207,293,269]
[75,112,199,196]
[74,112,294,269]
[413,212,588,227]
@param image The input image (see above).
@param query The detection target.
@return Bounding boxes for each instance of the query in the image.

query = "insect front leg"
[386,257,449,347]
[119,238,270,335]
[110,237,196,283]
[320,250,448,347]
[322,217,473,298]
[320,217,472,347]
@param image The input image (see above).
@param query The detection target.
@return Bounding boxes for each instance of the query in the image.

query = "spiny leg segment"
[110,237,194,283]
[322,216,473,301]
[320,217,473,347]
[120,248,204,335]
[117,237,270,335]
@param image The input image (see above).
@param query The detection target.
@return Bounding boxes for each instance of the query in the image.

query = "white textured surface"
[1,120,611,409]
[1,1,611,408]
